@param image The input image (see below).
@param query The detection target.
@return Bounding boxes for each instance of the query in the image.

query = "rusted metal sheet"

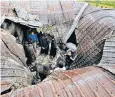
[1,28,26,66]
[1,0,115,67]
[98,64,115,74]
[0,56,33,95]
[1,17,43,28]
[0,28,33,95]
[0,81,13,94]
[99,36,115,65]
[75,8,115,67]
[1,1,115,96]
[1,65,115,97]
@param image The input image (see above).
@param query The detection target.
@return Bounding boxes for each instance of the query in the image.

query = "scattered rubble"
[0,0,115,96]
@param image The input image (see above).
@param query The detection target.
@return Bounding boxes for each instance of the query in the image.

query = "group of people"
[23,29,58,83]
[39,32,57,57]
[23,29,78,84]
[56,41,78,70]
[24,29,57,65]
[28,31,39,53]
[23,30,39,66]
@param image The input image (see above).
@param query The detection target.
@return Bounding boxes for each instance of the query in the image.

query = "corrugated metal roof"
[1,81,13,93]
[1,1,115,66]
[99,36,115,64]
[1,1,115,97]
[98,64,115,74]
[2,65,115,97]
[2,17,43,28]
[0,56,33,95]
[71,8,115,68]
[98,35,115,74]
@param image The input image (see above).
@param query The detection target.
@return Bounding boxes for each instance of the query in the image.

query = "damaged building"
[0,0,115,97]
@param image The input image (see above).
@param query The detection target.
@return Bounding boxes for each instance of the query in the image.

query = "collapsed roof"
[1,0,115,68]
[2,64,115,97]
[1,16,43,28]
[0,0,115,96]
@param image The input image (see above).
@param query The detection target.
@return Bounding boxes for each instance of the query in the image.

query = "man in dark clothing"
[40,33,53,55]
[30,63,52,81]
[39,33,48,54]
[23,42,36,66]
[50,36,57,57]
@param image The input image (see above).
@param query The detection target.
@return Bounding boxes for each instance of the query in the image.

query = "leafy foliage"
[77,0,115,8]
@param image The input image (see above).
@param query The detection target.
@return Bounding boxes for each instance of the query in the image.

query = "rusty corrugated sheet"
[1,1,115,96]
[1,0,115,67]
[1,28,26,66]
[1,81,13,94]
[0,28,33,95]
[99,35,115,64]
[98,35,115,74]
[2,65,115,97]
[74,8,115,67]
[98,64,115,74]
[0,56,33,95]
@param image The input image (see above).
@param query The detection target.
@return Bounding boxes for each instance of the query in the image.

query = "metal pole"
[63,3,88,43]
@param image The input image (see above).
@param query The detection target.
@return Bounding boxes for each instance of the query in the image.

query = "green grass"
[77,0,115,8]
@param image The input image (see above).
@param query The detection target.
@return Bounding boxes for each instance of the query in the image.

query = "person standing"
[65,42,78,70]
[28,31,39,56]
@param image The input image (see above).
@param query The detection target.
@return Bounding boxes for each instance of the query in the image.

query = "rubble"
[0,0,115,96]
[1,1,115,68]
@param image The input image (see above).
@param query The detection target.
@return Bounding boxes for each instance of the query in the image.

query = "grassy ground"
[77,0,115,8]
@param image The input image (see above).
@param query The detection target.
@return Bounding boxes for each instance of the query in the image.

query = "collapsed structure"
[0,0,115,96]
[2,64,115,97]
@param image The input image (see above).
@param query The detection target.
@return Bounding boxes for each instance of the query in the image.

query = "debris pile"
[0,0,115,96]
